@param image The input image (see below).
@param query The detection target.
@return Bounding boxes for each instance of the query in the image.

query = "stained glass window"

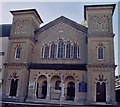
[58,40,64,58]
[66,42,71,58]
[44,45,49,58]
[50,43,56,58]
[73,44,79,58]
[98,47,104,59]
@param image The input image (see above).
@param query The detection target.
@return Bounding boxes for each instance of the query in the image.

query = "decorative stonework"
[13,19,30,35]
[10,72,19,79]
[95,74,107,82]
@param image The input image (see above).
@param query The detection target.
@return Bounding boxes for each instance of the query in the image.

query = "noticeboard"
[79,82,87,92]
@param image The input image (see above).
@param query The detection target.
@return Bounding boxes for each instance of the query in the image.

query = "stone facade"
[2,4,117,106]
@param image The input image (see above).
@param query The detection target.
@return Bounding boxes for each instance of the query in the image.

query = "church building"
[2,4,117,106]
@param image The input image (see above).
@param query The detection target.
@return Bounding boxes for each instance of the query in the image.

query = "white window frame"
[97,46,104,60]
[15,47,21,60]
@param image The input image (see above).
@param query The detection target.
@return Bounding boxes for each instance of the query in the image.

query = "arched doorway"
[9,79,18,96]
[36,75,47,99]
[96,82,106,102]
[41,81,47,99]
[67,81,75,101]
[50,76,61,100]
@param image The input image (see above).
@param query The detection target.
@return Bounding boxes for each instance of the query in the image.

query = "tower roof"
[84,4,116,20]
[10,9,43,24]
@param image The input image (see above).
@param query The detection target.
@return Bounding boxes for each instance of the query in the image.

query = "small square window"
[0,52,5,56]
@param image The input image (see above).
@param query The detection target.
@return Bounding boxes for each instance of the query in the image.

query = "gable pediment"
[35,16,88,35]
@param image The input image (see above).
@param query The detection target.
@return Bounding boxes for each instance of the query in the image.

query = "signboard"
[79,82,87,92]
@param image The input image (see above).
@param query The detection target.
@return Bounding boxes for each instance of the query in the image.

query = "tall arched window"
[98,47,104,60]
[15,47,21,59]
[58,40,64,58]
[50,43,56,58]
[66,42,71,58]
[73,44,79,58]
[44,45,49,58]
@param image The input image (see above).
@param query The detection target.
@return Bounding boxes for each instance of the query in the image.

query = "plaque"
[79,82,87,92]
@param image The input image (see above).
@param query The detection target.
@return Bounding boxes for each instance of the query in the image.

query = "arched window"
[58,40,64,58]
[66,42,71,58]
[55,80,61,90]
[73,44,79,58]
[50,43,56,58]
[15,47,21,59]
[44,45,49,58]
[98,47,104,60]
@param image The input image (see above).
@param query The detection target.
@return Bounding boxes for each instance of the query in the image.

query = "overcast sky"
[1,1,119,75]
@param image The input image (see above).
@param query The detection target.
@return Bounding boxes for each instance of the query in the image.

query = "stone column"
[74,82,78,102]
[60,75,65,103]
[46,77,50,101]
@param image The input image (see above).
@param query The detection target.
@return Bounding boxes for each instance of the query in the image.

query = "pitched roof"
[0,24,11,37]
[35,16,88,34]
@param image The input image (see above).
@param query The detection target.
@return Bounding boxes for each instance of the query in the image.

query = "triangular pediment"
[35,16,88,34]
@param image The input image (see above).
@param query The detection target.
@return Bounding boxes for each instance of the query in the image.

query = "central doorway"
[67,81,75,101]
[41,81,47,99]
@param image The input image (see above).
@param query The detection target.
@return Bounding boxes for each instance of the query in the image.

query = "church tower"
[2,9,43,102]
[84,4,116,104]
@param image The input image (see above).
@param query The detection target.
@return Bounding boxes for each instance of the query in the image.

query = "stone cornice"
[4,62,29,67]
[9,36,37,43]
[87,64,117,70]
[4,62,30,70]
[88,33,115,37]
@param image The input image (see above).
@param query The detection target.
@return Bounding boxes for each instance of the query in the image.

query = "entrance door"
[67,82,75,101]
[9,79,18,96]
[41,81,47,99]
[96,82,106,102]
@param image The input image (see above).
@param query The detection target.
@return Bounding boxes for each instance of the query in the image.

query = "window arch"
[73,44,79,58]
[55,80,61,90]
[58,40,64,58]
[44,44,49,58]
[15,47,21,59]
[98,47,104,60]
[50,43,56,58]
[66,42,71,58]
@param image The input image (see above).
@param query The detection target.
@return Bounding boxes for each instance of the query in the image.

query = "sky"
[1,1,119,75]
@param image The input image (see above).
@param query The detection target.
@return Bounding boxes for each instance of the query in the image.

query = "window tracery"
[42,38,80,59]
